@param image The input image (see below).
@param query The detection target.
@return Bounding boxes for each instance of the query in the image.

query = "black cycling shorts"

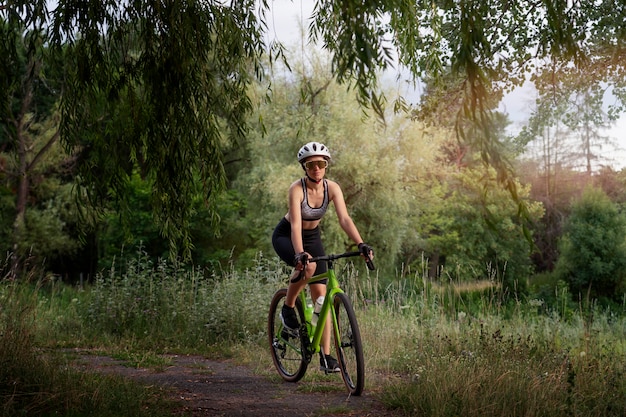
[272,217,328,282]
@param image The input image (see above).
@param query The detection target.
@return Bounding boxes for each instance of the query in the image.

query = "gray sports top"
[301,178,329,221]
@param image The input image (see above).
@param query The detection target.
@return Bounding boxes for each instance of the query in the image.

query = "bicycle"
[268,251,375,396]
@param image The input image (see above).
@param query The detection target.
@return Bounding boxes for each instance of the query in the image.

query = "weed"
[3,251,626,416]
[0,282,174,417]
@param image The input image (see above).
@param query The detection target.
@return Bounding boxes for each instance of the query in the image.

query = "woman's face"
[303,157,328,181]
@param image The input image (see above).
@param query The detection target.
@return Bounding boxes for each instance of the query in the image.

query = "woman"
[272,141,373,373]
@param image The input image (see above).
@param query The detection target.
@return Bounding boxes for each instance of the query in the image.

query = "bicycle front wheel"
[268,289,308,382]
[332,292,365,396]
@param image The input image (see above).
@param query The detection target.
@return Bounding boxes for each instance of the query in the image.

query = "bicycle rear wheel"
[268,289,308,382]
[332,292,365,395]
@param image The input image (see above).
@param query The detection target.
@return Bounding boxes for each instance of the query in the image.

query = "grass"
[0,284,175,417]
[356,280,626,417]
[2,250,626,416]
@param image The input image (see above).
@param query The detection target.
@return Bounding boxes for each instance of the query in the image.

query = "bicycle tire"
[268,289,308,382]
[332,292,365,395]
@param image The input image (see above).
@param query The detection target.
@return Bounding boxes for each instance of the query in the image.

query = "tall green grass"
[26,249,286,352]
[2,251,626,416]
[355,270,626,417]
[0,283,173,417]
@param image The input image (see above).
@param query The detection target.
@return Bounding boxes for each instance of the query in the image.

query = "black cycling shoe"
[320,353,341,373]
[280,305,300,331]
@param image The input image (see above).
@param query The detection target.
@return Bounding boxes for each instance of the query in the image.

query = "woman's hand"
[291,252,311,283]
[358,243,376,270]
[358,243,373,258]
[294,252,309,269]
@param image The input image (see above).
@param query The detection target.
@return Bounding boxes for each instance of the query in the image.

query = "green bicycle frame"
[299,267,343,355]
[270,249,370,395]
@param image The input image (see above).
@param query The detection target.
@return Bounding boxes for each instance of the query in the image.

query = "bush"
[554,187,626,305]
[83,248,283,349]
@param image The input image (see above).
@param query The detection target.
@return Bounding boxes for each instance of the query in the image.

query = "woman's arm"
[287,180,305,254]
[329,181,365,245]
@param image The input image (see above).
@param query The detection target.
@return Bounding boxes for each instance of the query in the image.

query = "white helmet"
[297,142,331,163]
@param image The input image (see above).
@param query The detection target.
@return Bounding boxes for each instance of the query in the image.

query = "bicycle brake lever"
[290,270,306,283]
[365,256,376,271]
[290,253,309,283]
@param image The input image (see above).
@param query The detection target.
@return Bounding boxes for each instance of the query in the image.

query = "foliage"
[0,104,83,278]
[394,104,543,294]
[231,54,419,276]
[1,0,276,254]
[190,188,259,269]
[417,164,542,295]
[4,252,626,416]
[3,0,625,251]
[518,67,619,174]
[518,162,626,274]
[518,160,594,272]
[82,248,282,348]
[0,283,173,417]
[98,173,169,270]
[214,49,546,290]
[89,171,232,272]
[0,17,71,278]
[553,187,626,305]
[2,1,626,296]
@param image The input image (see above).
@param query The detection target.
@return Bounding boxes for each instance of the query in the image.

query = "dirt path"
[72,352,400,417]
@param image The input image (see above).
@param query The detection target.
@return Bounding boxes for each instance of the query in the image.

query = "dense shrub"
[554,187,626,305]
[84,249,283,348]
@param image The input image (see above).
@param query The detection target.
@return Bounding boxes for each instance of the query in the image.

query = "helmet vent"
[297,141,331,162]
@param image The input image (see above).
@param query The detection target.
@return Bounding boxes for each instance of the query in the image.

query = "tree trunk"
[7,56,35,280]
[9,90,31,280]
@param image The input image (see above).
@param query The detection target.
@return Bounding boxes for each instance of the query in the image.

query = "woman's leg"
[272,218,304,307]
[309,282,331,355]
[285,261,316,306]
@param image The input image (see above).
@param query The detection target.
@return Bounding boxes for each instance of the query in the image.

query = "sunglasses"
[304,160,328,170]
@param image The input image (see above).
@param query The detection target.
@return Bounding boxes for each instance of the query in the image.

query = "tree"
[410,133,544,296]
[217,45,546,294]
[520,63,619,175]
[0,106,86,280]
[554,186,626,304]
[2,0,626,259]
[515,68,623,273]
[229,52,418,276]
[0,19,67,278]
[565,87,615,174]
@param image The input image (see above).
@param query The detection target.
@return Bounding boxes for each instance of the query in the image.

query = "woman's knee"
[305,262,317,276]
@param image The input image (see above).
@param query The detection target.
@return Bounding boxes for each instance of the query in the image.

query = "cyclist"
[271,141,374,373]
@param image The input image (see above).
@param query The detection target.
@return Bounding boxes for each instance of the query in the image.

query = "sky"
[264,0,626,170]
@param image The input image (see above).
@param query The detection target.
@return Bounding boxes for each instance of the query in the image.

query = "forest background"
[3,0,626,309]
[2,1,626,416]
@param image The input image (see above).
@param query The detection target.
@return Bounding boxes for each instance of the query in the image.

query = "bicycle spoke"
[269,251,372,393]
[268,289,309,382]
[332,293,365,396]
